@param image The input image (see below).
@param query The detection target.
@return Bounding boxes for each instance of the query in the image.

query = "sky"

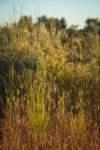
[0,0,100,28]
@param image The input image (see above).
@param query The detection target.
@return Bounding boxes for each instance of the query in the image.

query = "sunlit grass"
[0,20,100,150]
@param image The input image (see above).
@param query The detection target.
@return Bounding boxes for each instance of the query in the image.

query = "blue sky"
[0,0,100,28]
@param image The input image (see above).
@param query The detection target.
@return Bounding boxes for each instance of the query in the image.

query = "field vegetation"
[0,16,100,150]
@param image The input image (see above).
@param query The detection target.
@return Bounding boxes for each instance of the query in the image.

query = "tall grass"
[0,21,100,150]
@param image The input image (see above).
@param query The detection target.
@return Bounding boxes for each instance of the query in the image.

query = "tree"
[84,18,100,35]
[60,17,67,29]
[37,16,67,32]
[55,17,67,31]
[37,15,48,26]
[18,16,34,32]
[67,25,79,37]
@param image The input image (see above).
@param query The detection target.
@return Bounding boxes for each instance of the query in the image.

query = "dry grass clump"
[0,21,100,150]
